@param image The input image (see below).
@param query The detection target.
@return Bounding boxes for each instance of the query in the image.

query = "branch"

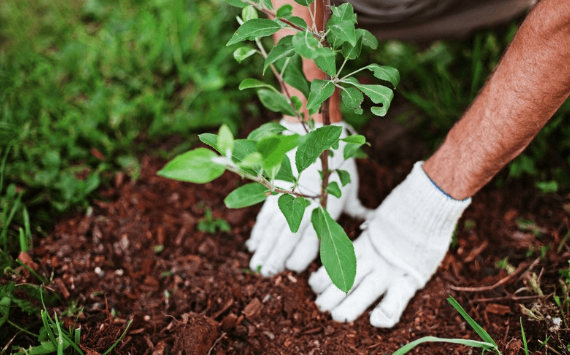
[245,1,324,40]
[319,0,333,208]
[225,164,318,199]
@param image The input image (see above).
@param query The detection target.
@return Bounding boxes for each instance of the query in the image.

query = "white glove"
[309,161,471,327]
[246,119,373,277]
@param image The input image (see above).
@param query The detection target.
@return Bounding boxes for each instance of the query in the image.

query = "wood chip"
[54,278,70,299]
[486,303,511,315]
[243,298,263,319]
[220,313,238,331]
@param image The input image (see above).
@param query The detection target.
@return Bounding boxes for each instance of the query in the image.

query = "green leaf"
[275,155,296,183]
[295,125,342,174]
[257,89,296,116]
[247,122,287,141]
[0,296,10,328]
[336,169,351,186]
[306,80,335,115]
[276,4,293,17]
[341,135,366,144]
[447,296,498,347]
[327,20,357,47]
[256,0,274,10]
[343,142,365,160]
[326,181,342,198]
[199,135,257,164]
[278,194,310,233]
[364,64,400,88]
[280,55,310,98]
[344,77,394,116]
[257,134,299,170]
[293,0,314,6]
[282,15,308,30]
[340,87,364,114]
[224,183,269,208]
[314,50,337,76]
[391,337,497,355]
[227,19,282,46]
[239,78,277,91]
[340,33,363,60]
[158,148,225,184]
[238,152,263,169]
[242,5,258,21]
[233,47,257,63]
[220,0,247,8]
[292,31,320,59]
[311,207,356,293]
[217,124,234,156]
[358,28,378,49]
[371,106,388,117]
[198,133,218,151]
[329,3,357,24]
[291,96,303,111]
[264,36,295,74]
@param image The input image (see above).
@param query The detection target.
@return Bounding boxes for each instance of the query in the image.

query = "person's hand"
[246,120,373,277]
[309,162,471,327]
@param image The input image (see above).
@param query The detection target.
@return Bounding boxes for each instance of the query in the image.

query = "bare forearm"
[424,0,570,200]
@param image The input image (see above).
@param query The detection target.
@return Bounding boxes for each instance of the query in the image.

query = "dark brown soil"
[4,115,570,354]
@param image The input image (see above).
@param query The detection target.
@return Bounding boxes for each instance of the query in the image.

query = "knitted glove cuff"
[367,161,471,287]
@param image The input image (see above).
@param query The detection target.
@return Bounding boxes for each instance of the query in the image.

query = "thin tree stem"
[319,0,332,208]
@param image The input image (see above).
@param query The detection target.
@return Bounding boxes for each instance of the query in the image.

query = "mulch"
[5,114,570,354]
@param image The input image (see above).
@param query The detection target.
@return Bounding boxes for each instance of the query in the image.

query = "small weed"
[198,208,231,234]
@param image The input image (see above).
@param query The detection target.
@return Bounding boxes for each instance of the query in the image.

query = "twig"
[469,295,545,304]
[253,38,308,133]
[319,0,333,208]
[1,332,18,354]
[207,332,227,355]
[450,259,539,292]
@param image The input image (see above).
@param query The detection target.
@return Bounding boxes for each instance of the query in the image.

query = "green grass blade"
[40,310,57,348]
[1,190,23,249]
[54,313,64,355]
[447,296,497,346]
[520,317,529,355]
[19,227,28,253]
[102,319,133,355]
[0,144,13,194]
[391,336,497,355]
[74,327,81,346]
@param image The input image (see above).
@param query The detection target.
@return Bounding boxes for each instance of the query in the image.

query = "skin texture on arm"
[272,0,342,123]
[424,0,570,200]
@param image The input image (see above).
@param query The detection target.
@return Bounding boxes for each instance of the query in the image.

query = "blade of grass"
[447,296,498,347]
[1,190,24,249]
[15,260,47,284]
[54,313,64,355]
[520,317,529,355]
[102,319,133,355]
[19,228,28,253]
[391,336,497,355]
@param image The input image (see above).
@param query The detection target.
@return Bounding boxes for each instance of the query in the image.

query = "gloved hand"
[309,162,471,327]
[246,119,373,277]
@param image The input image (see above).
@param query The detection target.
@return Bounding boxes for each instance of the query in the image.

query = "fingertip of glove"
[369,307,399,328]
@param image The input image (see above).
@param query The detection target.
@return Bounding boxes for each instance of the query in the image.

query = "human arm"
[311,0,570,327]
[424,0,570,199]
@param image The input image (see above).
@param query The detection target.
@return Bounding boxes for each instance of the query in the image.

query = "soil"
[4,110,570,354]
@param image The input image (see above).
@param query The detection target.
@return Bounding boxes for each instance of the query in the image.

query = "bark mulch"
[6,117,570,354]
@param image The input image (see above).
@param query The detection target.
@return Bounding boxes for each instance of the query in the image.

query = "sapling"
[158,0,399,293]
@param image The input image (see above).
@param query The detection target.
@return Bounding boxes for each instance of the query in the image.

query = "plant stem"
[225,165,318,199]
[254,38,309,133]
[319,0,332,208]
[245,1,324,40]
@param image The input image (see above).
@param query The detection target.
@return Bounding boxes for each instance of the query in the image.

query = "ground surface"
[5,113,570,354]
